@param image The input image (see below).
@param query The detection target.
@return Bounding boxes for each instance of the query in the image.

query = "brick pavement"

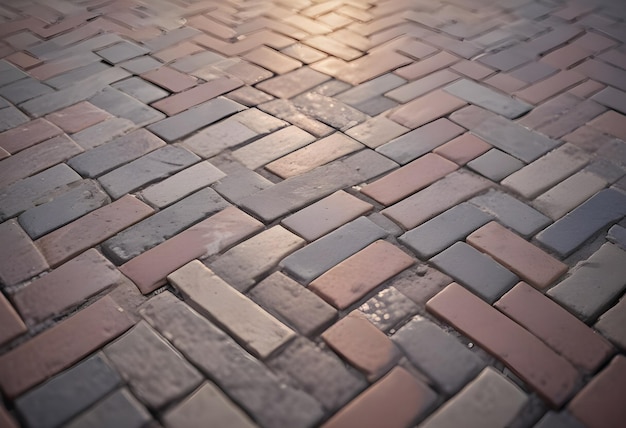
[0,0,625,426]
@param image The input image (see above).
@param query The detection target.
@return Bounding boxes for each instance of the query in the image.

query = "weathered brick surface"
[0,220,48,286]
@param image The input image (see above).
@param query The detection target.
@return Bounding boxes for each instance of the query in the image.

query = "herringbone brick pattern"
[0,0,625,426]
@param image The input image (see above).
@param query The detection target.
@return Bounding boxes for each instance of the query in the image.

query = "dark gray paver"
[102,188,229,264]
[547,243,626,322]
[112,77,169,104]
[170,51,225,73]
[471,116,561,163]
[182,119,258,158]
[377,118,465,165]
[392,316,486,395]
[443,79,532,119]
[466,148,526,181]
[0,164,81,221]
[98,145,200,199]
[259,99,335,137]
[44,63,112,90]
[336,73,406,106]
[358,286,419,332]
[68,129,166,178]
[18,180,110,239]
[65,389,151,428]
[96,41,150,64]
[0,60,28,86]
[400,202,493,259]
[119,56,163,74]
[269,337,366,411]
[142,27,202,51]
[104,321,203,410]
[0,77,54,104]
[469,190,552,237]
[71,118,136,150]
[148,97,246,142]
[213,168,274,203]
[533,411,587,428]
[15,354,121,428]
[140,292,325,428]
[89,87,165,127]
[280,217,387,284]
[536,188,626,257]
[430,242,519,303]
[291,92,368,131]
[607,224,626,250]
[0,106,29,132]
[386,69,460,103]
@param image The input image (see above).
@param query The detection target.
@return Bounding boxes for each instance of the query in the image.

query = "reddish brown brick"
[0,292,26,347]
[0,405,18,428]
[45,102,111,134]
[0,220,48,287]
[588,111,626,141]
[0,148,8,160]
[5,51,41,69]
[0,119,62,154]
[568,80,604,98]
[484,73,528,94]
[310,240,415,310]
[389,89,467,129]
[433,133,491,165]
[322,367,436,428]
[514,70,585,104]
[0,295,133,398]
[467,222,567,289]
[120,206,263,294]
[322,311,402,381]
[361,153,458,205]
[36,195,154,268]
[450,60,494,80]
[427,283,580,407]
[142,66,198,93]
[496,282,614,372]
[568,356,626,428]
[12,249,129,325]
[541,44,591,69]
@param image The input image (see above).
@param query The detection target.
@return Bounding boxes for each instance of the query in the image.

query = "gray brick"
[15,354,121,428]
[607,224,626,251]
[112,77,168,104]
[65,389,151,428]
[18,180,110,239]
[249,272,337,336]
[182,119,258,158]
[102,188,229,264]
[44,62,111,90]
[547,243,626,322]
[143,27,202,51]
[148,97,246,142]
[525,25,583,56]
[444,79,532,119]
[534,411,587,428]
[37,34,123,60]
[71,117,136,150]
[256,67,331,99]
[469,190,551,237]
[140,292,324,428]
[292,92,368,131]
[431,242,519,303]
[96,41,150,64]
[345,116,409,149]
[170,51,225,73]
[336,73,406,106]
[0,60,28,86]
[386,69,460,103]
[98,145,200,199]
[400,203,493,259]
[119,56,162,74]
[393,316,485,395]
[0,106,29,132]
[358,286,419,332]
[280,217,387,284]
[351,95,398,116]
[471,116,561,163]
[0,77,54,104]
[467,148,525,181]
[269,337,366,411]
[259,99,335,137]
[104,321,203,410]
[90,87,165,127]
[0,164,81,221]
[377,118,465,165]
[536,189,626,257]
[213,168,274,203]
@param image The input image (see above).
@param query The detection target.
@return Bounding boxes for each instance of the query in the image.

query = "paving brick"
[574,59,626,92]
[68,129,166,178]
[0,118,61,154]
[537,189,626,257]
[233,125,316,170]
[89,87,165,127]
[386,70,460,104]
[427,283,579,407]
[140,292,324,428]
[345,116,409,149]
[358,286,418,332]
[28,52,102,81]
[0,77,54,104]
[71,117,136,150]
[395,51,460,80]
[548,243,626,322]
[112,77,169,104]
[0,295,133,398]
[213,168,273,203]
[336,74,406,107]
[0,60,28,86]
[483,73,528,93]
[607,224,626,251]
[471,115,561,163]
[0,134,83,189]
[518,92,581,130]
[6,51,41,69]
[568,356,626,428]
[420,367,527,428]
[43,62,111,90]
[591,86,626,115]
[148,97,246,142]
[533,411,586,428]
[243,46,302,74]
[536,100,606,139]
[36,195,154,268]
[322,366,436,428]
[443,79,532,119]
[141,66,198,93]
[388,89,467,129]
[44,101,111,134]
[171,51,226,73]
[433,133,491,165]
[227,85,275,106]
[280,217,388,284]
[104,321,202,410]
[466,148,526,181]
[256,67,330,99]
[15,354,121,428]
[541,44,592,69]
[163,382,256,428]
[292,92,369,131]
[383,170,491,230]
[0,292,26,346]
[18,179,110,239]
[496,282,614,372]
[596,295,626,351]
[65,388,151,428]
[152,76,244,115]
[376,118,465,165]
[259,98,335,137]
[232,107,289,135]
[510,61,558,84]
[322,311,401,381]
[310,240,414,310]
[393,315,485,395]
[400,202,492,259]
[0,106,29,132]
[323,50,413,86]
[588,110,626,141]
[361,153,458,206]
[102,188,229,264]
[0,219,48,287]
[182,120,258,159]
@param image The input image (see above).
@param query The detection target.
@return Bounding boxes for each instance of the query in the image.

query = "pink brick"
[588,110,626,141]
[514,70,586,104]
[142,66,198,92]
[0,220,48,286]
[0,293,26,347]
[0,119,61,154]
[433,133,491,165]
[389,90,467,129]
[45,102,111,134]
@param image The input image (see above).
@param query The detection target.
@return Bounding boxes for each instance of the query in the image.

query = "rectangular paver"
[443,79,532,118]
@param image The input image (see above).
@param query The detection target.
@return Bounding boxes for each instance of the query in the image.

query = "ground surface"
[0,0,625,427]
